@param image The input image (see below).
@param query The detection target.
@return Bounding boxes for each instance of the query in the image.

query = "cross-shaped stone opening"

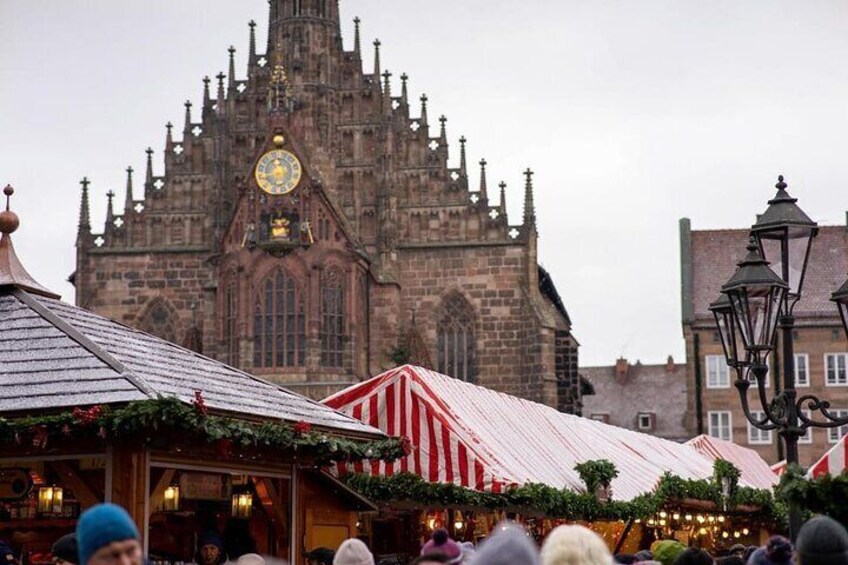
[173,145,184,155]
[94,236,105,247]
[237,83,247,94]
[489,209,500,220]
[212,104,218,111]
[192,126,203,137]
[409,121,420,132]
[134,202,145,213]
[258,56,267,67]
[469,193,479,204]
[450,171,460,181]
[428,140,439,151]
[153,179,165,190]
[509,227,520,239]
[113,217,124,228]
[391,99,400,110]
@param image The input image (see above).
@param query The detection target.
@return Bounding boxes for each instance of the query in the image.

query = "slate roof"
[688,225,848,322]
[0,288,381,437]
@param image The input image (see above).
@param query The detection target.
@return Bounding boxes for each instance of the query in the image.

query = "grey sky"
[3,1,848,366]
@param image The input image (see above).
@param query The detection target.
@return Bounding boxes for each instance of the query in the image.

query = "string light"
[742,528,750,535]
[685,514,693,522]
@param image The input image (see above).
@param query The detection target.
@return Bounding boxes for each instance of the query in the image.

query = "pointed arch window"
[138,298,178,344]
[437,294,476,382]
[321,270,345,367]
[253,270,305,368]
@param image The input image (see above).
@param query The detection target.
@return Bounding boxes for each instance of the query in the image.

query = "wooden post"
[109,443,149,542]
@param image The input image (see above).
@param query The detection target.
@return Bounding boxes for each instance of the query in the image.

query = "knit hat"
[421,529,461,561]
[199,532,224,551]
[471,523,540,565]
[76,504,140,565]
[52,534,78,565]
[333,539,374,565]
[670,548,712,565]
[650,540,686,565]
[796,515,848,565]
[304,547,335,565]
[634,550,654,561]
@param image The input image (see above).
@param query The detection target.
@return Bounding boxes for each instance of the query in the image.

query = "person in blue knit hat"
[76,504,142,565]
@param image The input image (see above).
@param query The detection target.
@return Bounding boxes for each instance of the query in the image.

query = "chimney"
[666,355,676,373]
[615,357,629,382]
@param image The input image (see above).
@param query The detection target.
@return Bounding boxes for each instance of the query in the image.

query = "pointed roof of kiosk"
[324,365,776,499]
[807,434,848,478]
[0,185,380,437]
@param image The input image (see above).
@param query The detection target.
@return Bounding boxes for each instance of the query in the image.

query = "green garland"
[776,464,848,525]
[343,459,779,522]
[0,396,408,464]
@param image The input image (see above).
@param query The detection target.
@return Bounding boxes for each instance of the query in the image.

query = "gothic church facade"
[73,0,581,411]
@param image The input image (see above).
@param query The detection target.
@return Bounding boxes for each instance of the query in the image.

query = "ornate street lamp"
[716,175,848,541]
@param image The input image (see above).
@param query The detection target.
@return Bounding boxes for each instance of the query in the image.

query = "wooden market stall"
[323,365,780,558]
[0,186,396,565]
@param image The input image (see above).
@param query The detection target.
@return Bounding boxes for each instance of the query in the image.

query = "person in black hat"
[52,534,78,565]
[195,532,226,565]
[0,542,17,565]
[304,548,334,565]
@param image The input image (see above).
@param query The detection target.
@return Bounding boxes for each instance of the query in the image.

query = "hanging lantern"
[454,511,464,532]
[162,484,180,512]
[37,485,63,514]
[231,492,253,519]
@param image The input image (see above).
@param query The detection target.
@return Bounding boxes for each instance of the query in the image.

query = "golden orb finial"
[273,134,285,147]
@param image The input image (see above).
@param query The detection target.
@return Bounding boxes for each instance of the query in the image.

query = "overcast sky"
[3,1,848,366]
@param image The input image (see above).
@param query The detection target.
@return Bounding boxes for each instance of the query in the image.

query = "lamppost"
[710,175,848,541]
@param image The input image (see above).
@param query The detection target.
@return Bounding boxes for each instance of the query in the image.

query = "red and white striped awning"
[808,435,848,478]
[686,435,778,489]
[324,365,772,501]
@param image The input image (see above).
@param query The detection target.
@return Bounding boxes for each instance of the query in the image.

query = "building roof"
[324,365,772,500]
[538,265,571,326]
[581,358,688,441]
[685,224,848,323]
[807,434,848,479]
[686,435,778,489]
[0,187,381,437]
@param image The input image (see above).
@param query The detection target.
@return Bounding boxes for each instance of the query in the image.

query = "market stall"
[0,190,397,565]
[324,365,779,557]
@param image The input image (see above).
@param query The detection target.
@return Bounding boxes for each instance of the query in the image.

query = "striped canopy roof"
[808,435,848,478]
[324,365,774,501]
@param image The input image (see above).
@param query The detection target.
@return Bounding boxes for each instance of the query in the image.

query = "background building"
[71,0,579,408]
[581,356,689,441]
[679,217,848,465]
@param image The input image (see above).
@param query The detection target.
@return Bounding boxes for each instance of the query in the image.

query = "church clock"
[255,147,302,195]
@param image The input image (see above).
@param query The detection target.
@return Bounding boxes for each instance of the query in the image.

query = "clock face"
[255,149,303,195]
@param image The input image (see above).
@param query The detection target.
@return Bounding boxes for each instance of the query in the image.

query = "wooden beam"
[110,443,148,542]
[47,460,101,509]
[255,477,288,534]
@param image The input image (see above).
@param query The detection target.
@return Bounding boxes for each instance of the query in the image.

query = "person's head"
[333,539,374,565]
[410,555,451,565]
[634,550,653,562]
[470,523,539,565]
[727,545,745,558]
[670,548,712,565]
[235,554,264,565]
[649,541,686,565]
[0,542,17,565]
[614,555,637,564]
[742,547,757,563]
[795,515,848,565]
[421,529,461,562]
[76,504,142,565]
[540,524,610,565]
[715,557,743,565]
[52,534,78,565]
[197,532,225,565]
[304,548,335,565]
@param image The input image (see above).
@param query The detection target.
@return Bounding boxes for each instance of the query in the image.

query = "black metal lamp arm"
[797,395,848,429]
[735,378,781,430]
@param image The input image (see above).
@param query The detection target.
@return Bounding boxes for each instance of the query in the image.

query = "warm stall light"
[231,492,253,519]
[685,514,693,522]
[696,515,706,524]
[742,528,750,536]
[722,532,729,539]
[672,513,680,521]
[659,511,667,518]
[647,519,656,526]
[163,485,180,512]
[658,519,667,526]
[708,516,716,524]
[718,515,726,523]
[634,519,642,524]
[427,517,437,530]
[734,531,741,539]
[698,527,708,536]
[38,486,63,514]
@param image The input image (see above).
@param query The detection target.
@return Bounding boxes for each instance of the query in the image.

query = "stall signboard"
[0,469,32,501]
[179,473,232,501]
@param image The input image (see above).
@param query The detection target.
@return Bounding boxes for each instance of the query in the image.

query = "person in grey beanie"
[470,523,540,565]
[795,515,848,565]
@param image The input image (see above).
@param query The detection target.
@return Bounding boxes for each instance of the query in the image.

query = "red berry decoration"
[193,390,208,417]
[294,421,312,435]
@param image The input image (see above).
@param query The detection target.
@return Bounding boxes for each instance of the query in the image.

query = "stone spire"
[419,94,428,126]
[373,39,381,79]
[400,73,409,105]
[248,20,257,67]
[216,73,226,115]
[78,177,91,233]
[202,76,211,108]
[439,115,447,143]
[145,147,154,188]
[183,100,192,134]
[228,45,236,91]
[478,159,488,201]
[459,136,467,177]
[353,17,361,57]
[499,181,507,214]
[105,190,115,225]
[0,185,60,299]
[382,70,392,114]
[165,121,174,151]
[523,168,536,229]
[124,166,134,212]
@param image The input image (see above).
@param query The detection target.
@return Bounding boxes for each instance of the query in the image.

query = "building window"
[590,414,609,424]
[253,270,305,368]
[224,281,238,366]
[437,293,476,382]
[795,353,809,387]
[138,298,178,343]
[747,411,772,445]
[825,353,848,386]
[321,270,345,367]
[637,413,654,431]
[705,355,730,388]
[708,411,732,442]
[828,410,848,443]
[799,410,813,444]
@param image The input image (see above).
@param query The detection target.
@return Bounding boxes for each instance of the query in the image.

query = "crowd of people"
[34,503,848,565]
